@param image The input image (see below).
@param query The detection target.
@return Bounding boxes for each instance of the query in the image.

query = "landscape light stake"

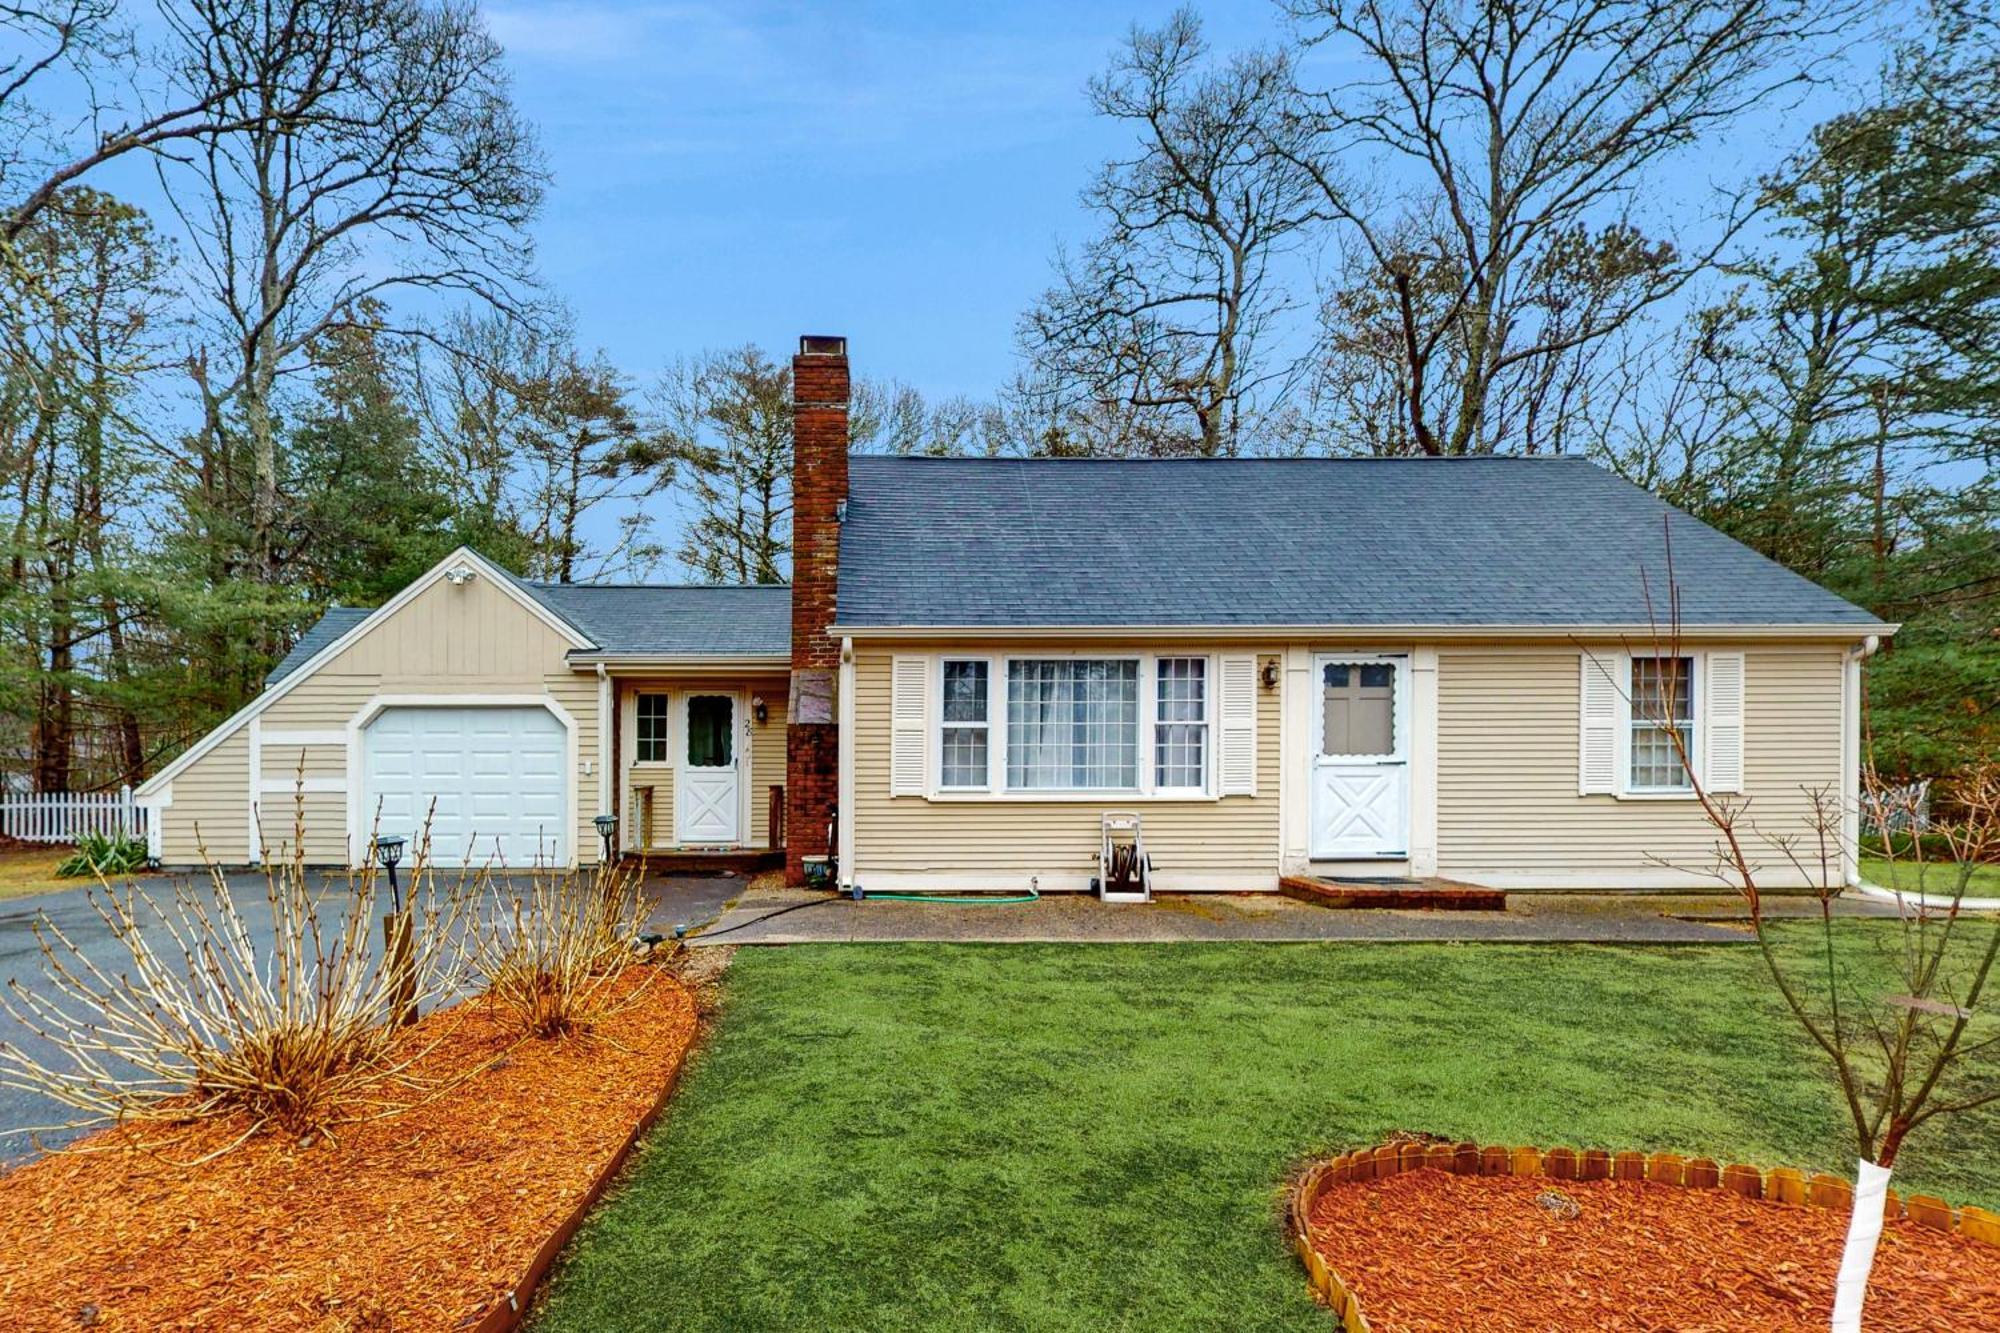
[373,836,416,1027]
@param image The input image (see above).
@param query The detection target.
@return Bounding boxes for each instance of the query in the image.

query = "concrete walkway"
[689,885,1827,946]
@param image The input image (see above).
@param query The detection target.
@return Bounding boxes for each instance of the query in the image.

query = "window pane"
[637,694,669,763]
[941,727,987,788]
[1631,657,1693,722]
[943,660,988,723]
[1006,659,1138,789]
[1322,661,1395,755]
[685,695,733,767]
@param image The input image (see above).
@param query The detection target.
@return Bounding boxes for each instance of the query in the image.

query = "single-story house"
[137,335,1892,891]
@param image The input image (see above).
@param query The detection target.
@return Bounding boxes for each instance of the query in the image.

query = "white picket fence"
[0,788,147,844]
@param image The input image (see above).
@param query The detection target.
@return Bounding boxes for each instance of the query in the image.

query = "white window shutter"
[890,655,928,796]
[1218,655,1258,796]
[1579,652,1621,795]
[1705,651,1746,793]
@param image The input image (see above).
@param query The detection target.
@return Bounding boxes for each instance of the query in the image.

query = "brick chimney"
[786,334,848,885]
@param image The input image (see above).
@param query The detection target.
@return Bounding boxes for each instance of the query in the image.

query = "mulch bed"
[1307,1166,2000,1332]
[0,965,698,1332]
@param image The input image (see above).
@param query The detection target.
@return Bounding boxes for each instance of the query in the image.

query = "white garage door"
[362,706,568,867]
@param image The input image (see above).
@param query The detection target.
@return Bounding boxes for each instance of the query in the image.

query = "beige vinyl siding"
[850,643,1280,887]
[1435,643,1846,884]
[158,572,606,867]
[159,731,248,864]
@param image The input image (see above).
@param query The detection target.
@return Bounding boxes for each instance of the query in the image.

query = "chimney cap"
[799,334,847,357]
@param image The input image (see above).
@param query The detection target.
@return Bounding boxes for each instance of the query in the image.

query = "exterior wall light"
[443,562,477,586]
[1260,661,1280,690]
[751,695,769,725]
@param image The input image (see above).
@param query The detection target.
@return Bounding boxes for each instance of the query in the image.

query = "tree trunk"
[1832,1158,1893,1332]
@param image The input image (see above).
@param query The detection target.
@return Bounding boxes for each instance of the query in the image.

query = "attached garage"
[360,704,571,868]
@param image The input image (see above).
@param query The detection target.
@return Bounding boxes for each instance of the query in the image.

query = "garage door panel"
[363,705,567,868]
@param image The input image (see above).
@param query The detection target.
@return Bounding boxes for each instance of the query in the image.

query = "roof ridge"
[528,580,790,591]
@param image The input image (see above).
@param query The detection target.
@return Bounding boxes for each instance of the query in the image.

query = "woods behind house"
[2,0,1994,795]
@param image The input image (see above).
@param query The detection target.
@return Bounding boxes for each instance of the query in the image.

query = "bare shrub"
[0,813,480,1147]
[474,861,649,1039]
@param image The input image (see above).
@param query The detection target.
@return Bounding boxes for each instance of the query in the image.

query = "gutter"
[826,622,1899,643]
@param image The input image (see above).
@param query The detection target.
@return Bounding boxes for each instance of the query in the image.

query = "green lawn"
[1862,854,2000,896]
[531,934,2000,1332]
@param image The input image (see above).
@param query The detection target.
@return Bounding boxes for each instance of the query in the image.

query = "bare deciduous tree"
[1282,0,1866,455]
[1017,9,1320,456]
[157,0,545,603]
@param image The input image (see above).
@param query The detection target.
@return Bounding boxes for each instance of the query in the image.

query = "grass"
[0,847,81,901]
[1862,854,2000,896]
[531,932,2000,1332]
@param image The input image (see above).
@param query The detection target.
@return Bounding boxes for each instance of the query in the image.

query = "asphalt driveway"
[0,868,744,1160]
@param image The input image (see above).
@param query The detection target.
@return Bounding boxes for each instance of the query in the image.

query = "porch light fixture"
[372,835,407,912]
[594,813,618,861]
[1260,661,1279,690]
[750,695,768,725]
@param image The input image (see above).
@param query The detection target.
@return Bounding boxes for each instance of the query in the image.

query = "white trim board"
[138,546,594,800]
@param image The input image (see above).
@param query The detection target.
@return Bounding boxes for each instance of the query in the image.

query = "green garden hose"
[855,887,1041,906]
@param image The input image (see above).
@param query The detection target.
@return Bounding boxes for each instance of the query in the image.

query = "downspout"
[596,663,612,863]
[837,636,857,891]
[1841,635,1880,889]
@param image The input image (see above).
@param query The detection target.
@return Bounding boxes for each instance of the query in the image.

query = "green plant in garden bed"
[54,832,148,878]
[529,931,2000,1333]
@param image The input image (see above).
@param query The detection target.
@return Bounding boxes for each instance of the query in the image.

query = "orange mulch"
[1307,1167,2000,1332]
[0,966,698,1332]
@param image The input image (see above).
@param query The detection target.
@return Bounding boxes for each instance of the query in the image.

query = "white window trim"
[922,652,1221,802]
[1619,652,1701,800]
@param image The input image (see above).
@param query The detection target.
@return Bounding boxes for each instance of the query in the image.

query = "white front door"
[675,693,741,845]
[1309,655,1410,860]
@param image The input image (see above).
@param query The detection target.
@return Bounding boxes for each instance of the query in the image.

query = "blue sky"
[485,0,1889,406]
[486,1,1309,399]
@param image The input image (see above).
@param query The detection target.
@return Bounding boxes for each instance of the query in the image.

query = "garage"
[362,705,569,868]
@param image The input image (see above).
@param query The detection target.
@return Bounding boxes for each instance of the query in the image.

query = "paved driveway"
[0,867,745,1160]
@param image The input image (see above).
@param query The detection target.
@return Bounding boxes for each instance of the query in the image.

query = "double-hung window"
[636,693,670,763]
[939,660,991,789]
[1154,657,1208,792]
[1629,656,1695,792]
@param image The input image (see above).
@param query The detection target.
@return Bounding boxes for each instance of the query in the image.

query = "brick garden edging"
[1287,1138,2000,1332]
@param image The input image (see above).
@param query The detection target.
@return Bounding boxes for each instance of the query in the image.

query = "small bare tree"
[1610,535,2000,1332]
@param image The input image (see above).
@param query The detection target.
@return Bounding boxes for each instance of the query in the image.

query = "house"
[137,335,1892,891]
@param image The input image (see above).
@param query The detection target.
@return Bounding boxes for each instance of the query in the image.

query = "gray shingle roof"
[523,582,791,657]
[267,607,372,684]
[835,456,1886,630]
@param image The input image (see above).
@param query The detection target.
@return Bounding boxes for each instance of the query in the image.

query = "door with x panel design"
[1309,655,1409,860]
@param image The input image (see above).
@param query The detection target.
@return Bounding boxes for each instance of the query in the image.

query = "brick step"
[623,848,784,876]
[1279,874,1507,912]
